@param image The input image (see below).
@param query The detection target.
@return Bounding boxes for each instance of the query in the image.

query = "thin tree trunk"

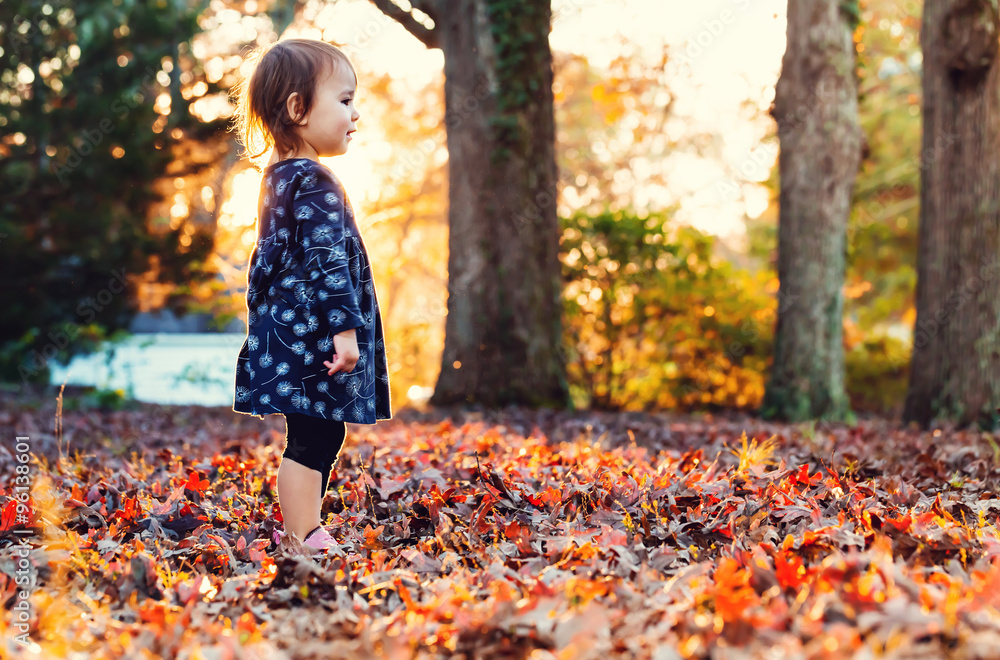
[903,0,1000,429]
[372,0,569,409]
[761,1,863,422]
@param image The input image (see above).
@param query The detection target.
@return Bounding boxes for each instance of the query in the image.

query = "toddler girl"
[229,38,392,554]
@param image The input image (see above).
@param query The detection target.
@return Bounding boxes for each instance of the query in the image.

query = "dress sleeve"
[291,169,365,337]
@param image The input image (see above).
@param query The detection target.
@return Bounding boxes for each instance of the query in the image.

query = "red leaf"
[0,500,19,532]
[184,470,210,495]
[472,493,496,533]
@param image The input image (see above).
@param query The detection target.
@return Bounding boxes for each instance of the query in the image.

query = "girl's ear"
[286,92,307,125]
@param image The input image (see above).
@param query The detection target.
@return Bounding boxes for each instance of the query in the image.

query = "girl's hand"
[324,328,360,375]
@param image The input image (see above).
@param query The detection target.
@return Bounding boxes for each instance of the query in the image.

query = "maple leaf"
[184,470,210,496]
[364,524,385,549]
[0,500,20,532]
[111,496,141,526]
[566,576,610,607]
[471,492,497,533]
[504,520,534,555]
[595,524,628,548]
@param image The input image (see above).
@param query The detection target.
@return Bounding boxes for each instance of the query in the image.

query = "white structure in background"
[49,333,247,407]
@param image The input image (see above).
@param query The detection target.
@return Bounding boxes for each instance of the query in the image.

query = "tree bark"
[903,0,1000,429]
[760,1,863,422]
[372,0,569,409]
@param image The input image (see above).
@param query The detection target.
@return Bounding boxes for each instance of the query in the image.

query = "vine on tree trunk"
[840,0,861,29]
[483,0,550,165]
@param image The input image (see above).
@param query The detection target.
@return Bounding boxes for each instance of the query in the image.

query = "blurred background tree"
[759,0,862,423]
[746,0,924,417]
[0,0,229,383]
[370,0,569,410]
[903,0,1000,429]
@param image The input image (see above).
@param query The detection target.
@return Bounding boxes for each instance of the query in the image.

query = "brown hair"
[230,38,356,166]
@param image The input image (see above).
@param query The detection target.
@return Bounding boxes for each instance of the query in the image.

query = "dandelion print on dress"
[233,158,391,424]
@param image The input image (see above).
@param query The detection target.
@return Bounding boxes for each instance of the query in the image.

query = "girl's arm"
[290,172,365,336]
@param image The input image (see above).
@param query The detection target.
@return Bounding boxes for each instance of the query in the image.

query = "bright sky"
[244,0,790,244]
[549,0,788,241]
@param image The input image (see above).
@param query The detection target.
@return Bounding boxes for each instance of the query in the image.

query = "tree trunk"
[761,1,863,422]
[372,0,569,409]
[903,0,1000,429]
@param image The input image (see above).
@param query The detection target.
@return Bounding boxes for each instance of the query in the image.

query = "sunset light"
[11,0,992,654]
[211,0,788,254]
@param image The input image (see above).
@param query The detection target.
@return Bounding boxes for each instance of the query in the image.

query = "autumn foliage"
[3,395,1000,658]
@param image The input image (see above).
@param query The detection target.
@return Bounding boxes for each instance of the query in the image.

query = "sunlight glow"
[213,0,790,268]
[552,0,787,240]
[219,168,262,243]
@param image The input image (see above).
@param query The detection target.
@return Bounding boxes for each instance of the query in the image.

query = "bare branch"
[408,0,440,26]
[368,0,439,49]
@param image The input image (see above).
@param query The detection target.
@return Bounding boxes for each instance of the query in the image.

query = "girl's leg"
[277,413,329,542]
[318,420,347,500]
[276,454,323,543]
[276,413,347,543]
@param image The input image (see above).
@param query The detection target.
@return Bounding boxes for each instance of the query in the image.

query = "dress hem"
[231,405,392,425]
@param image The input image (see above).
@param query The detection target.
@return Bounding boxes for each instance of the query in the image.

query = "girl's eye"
[341,99,352,106]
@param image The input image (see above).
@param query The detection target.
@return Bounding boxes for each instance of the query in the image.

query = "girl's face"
[288,61,360,159]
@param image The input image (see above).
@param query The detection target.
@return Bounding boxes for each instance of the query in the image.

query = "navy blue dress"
[232,157,392,424]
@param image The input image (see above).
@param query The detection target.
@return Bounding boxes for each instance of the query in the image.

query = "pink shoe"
[302,526,342,554]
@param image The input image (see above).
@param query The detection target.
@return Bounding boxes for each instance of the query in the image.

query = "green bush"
[560,207,775,412]
[845,334,910,416]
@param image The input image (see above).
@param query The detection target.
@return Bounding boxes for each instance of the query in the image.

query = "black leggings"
[282,412,347,499]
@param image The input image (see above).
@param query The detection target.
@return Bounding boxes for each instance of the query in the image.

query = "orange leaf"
[774,552,805,590]
[712,557,759,623]
[471,493,496,533]
[886,514,912,533]
[566,576,609,605]
[504,520,521,539]
[363,524,385,549]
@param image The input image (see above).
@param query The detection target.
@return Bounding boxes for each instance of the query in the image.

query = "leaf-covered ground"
[3,390,1000,659]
